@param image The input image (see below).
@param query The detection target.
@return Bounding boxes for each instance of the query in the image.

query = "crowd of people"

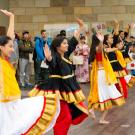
[0,9,135,135]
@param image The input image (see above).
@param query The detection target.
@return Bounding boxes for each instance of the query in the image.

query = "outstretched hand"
[76,18,84,29]
[96,32,104,42]
[44,44,52,62]
[74,18,84,40]
[114,19,119,26]
[126,24,131,29]
[0,9,14,17]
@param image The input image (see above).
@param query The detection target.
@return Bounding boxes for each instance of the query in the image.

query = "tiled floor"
[22,84,135,135]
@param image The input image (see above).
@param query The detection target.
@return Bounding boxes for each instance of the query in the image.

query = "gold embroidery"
[49,73,74,79]
[88,97,125,111]
[110,60,118,63]
[61,56,72,64]
[25,94,58,135]
[29,88,86,104]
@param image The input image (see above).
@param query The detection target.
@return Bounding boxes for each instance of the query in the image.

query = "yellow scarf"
[115,50,126,68]
[0,57,21,102]
[88,52,117,105]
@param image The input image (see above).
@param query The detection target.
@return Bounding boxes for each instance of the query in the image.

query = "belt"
[98,67,104,70]
[110,60,118,63]
[49,73,74,79]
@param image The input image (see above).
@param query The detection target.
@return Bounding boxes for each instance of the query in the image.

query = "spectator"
[74,35,90,83]
[19,31,34,88]
[34,29,49,84]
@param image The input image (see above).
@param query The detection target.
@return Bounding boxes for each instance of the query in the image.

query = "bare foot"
[89,109,96,119]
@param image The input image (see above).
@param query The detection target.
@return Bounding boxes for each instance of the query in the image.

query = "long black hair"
[103,34,121,48]
[51,36,67,53]
[103,34,109,46]
[0,36,12,56]
[0,36,12,46]
[89,34,100,63]
[112,35,121,48]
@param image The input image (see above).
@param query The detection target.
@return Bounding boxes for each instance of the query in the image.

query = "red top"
[96,52,102,61]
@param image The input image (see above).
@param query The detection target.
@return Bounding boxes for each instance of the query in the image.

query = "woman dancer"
[88,33,125,124]
[29,19,89,135]
[0,10,59,135]
[103,34,134,98]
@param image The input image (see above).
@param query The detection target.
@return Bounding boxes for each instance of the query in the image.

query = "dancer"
[113,20,131,65]
[103,34,129,98]
[29,19,89,135]
[0,10,59,135]
[88,33,125,124]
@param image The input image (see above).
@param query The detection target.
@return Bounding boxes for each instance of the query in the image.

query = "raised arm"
[66,18,85,56]
[113,19,119,36]
[124,24,130,34]
[104,46,118,53]
[44,44,52,62]
[0,10,15,40]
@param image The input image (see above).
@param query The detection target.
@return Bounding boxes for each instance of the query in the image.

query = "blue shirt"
[35,37,45,61]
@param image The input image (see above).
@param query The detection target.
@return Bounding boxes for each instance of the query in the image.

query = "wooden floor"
[22,84,135,135]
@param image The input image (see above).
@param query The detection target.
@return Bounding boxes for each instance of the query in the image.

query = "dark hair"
[80,35,86,40]
[15,33,20,40]
[130,36,134,39]
[124,32,129,38]
[41,29,46,34]
[119,30,124,34]
[22,30,29,36]
[103,34,109,46]
[89,34,100,63]
[56,34,61,37]
[112,35,121,48]
[60,30,66,36]
[112,29,114,34]
[0,36,12,46]
[51,36,67,52]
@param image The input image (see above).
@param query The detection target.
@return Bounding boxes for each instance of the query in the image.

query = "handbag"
[72,55,83,65]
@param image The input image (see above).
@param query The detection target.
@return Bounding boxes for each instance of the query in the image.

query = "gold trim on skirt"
[25,94,58,135]
[29,88,86,104]
[88,96,125,111]
[114,70,127,77]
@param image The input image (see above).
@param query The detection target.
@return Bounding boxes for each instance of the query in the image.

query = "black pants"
[34,60,49,84]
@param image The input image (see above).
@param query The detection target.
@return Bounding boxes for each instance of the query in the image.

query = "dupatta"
[0,57,21,102]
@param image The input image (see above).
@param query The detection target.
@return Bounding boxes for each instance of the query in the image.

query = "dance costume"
[107,50,129,98]
[88,52,125,111]
[121,42,135,87]
[0,57,59,135]
[121,40,132,64]
[29,37,88,135]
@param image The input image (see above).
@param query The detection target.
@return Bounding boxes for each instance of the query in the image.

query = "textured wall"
[0,0,9,28]
[9,0,135,35]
